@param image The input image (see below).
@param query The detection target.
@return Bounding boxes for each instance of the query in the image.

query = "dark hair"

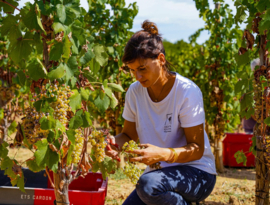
[122,20,173,74]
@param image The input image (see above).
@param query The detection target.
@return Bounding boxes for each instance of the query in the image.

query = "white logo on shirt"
[164,113,172,132]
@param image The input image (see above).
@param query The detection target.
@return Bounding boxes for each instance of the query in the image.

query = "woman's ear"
[158,53,166,66]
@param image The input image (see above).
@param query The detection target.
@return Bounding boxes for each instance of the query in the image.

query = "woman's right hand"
[105,135,121,162]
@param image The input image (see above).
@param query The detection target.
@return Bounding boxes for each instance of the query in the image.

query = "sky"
[17,0,243,44]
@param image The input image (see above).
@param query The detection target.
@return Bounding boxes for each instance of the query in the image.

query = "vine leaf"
[21,3,46,34]
[47,63,65,80]
[26,157,44,173]
[93,44,108,66]
[104,88,118,108]
[0,0,19,13]
[80,49,95,65]
[234,150,247,166]
[34,140,49,167]
[27,58,47,81]
[264,117,270,126]
[40,116,56,130]
[66,129,76,144]
[69,90,82,113]
[234,51,250,66]
[69,115,83,129]
[81,111,92,127]
[56,4,66,24]
[49,42,64,61]
[52,22,66,33]
[94,95,110,113]
[108,83,125,92]
[63,36,72,59]
[66,56,79,81]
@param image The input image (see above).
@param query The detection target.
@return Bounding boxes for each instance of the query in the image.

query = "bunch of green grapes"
[22,107,49,144]
[72,129,84,164]
[36,83,72,126]
[122,163,142,184]
[23,83,72,144]
[89,130,107,163]
[122,140,141,158]
[121,140,143,184]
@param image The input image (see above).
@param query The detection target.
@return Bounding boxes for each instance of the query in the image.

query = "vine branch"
[0,0,21,11]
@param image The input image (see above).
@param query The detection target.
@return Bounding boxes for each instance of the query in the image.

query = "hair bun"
[142,20,159,35]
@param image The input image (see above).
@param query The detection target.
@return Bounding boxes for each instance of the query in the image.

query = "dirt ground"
[106,166,257,205]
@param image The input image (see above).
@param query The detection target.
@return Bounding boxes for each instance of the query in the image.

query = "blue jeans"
[123,165,216,205]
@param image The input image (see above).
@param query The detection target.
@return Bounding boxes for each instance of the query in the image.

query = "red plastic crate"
[0,170,107,205]
[223,133,255,167]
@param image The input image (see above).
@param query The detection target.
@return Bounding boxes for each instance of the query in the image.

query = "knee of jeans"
[136,174,154,199]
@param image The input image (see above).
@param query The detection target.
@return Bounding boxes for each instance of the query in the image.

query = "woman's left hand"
[128,143,170,165]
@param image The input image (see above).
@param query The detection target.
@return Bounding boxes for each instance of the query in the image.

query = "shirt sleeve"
[179,86,205,128]
[122,87,136,122]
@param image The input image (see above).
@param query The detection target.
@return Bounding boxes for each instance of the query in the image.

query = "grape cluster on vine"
[72,129,84,164]
[22,107,48,144]
[89,129,107,163]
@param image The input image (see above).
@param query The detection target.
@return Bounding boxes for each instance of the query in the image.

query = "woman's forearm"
[160,143,204,163]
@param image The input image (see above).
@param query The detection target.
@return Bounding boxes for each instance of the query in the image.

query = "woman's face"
[127,54,166,88]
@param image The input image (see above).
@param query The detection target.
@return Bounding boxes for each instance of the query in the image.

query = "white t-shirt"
[122,72,217,175]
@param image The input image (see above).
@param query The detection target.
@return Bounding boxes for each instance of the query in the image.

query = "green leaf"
[235,6,247,24]
[69,115,83,129]
[55,120,66,132]
[17,71,26,86]
[8,38,32,64]
[8,121,17,136]
[0,15,18,36]
[105,88,118,108]
[0,108,4,121]
[107,46,114,54]
[40,116,56,130]
[47,64,65,80]
[234,51,250,67]
[34,140,48,166]
[81,111,92,127]
[17,175,26,193]
[35,4,46,34]
[94,95,110,113]
[80,49,95,65]
[49,42,64,61]
[108,83,125,92]
[0,0,19,13]
[26,158,43,172]
[66,56,79,81]
[256,0,270,13]
[93,44,108,66]
[235,79,249,94]
[57,4,66,24]
[46,148,59,173]
[90,58,100,74]
[264,117,270,126]
[63,36,72,59]
[259,9,270,34]
[69,90,82,112]
[234,150,247,166]
[80,88,90,101]
[27,58,47,81]
[22,4,45,33]
[52,22,66,33]
[66,129,76,144]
